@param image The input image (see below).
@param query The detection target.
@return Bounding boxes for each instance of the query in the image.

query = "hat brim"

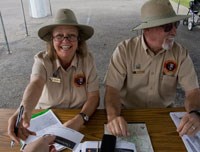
[132,15,190,31]
[38,23,94,41]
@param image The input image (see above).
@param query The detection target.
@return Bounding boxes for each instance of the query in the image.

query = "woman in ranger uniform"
[8,8,99,145]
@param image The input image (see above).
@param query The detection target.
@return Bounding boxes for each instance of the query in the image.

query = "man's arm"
[177,88,200,136]
[104,85,129,137]
[184,88,200,112]
[105,85,121,121]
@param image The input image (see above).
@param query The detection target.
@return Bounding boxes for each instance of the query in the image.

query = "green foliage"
[171,0,190,7]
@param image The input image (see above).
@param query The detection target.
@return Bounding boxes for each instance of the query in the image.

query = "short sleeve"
[85,52,99,92]
[178,53,199,91]
[104,41,127,90]
[31,54,47,81]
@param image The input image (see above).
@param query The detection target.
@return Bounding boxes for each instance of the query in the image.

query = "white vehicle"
[183,0,200,30]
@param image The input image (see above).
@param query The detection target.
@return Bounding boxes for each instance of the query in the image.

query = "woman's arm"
[63,90,99,130]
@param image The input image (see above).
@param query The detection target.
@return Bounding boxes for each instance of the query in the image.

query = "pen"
[10,105,24,148]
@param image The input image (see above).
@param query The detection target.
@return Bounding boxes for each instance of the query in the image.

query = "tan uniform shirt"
[105,35,199,108]
[32,51,99,109]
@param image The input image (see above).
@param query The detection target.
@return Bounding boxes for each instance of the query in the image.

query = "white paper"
[105,123,153,152]
[115,140,136,152]
[73,140,136,152]
[22,110,84,151]
[81,141,101,152]
[170,112,200,152]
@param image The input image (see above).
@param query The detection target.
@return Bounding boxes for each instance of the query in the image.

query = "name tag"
[132,70,145,74]
[49,77,61,83]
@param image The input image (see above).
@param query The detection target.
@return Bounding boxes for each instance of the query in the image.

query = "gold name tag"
[49,77,61,83]
[132,70,145,74]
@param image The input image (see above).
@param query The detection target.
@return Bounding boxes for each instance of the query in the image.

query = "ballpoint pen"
[10,105,24,148]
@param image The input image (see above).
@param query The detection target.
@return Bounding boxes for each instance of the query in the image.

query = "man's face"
[160,21,180,50]
[147,21,180,51]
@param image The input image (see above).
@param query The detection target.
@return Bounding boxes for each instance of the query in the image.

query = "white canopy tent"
[0,0,52,54]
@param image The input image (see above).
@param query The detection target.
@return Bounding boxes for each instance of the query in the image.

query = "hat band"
[143,12,176,22]
[54,19,78,25]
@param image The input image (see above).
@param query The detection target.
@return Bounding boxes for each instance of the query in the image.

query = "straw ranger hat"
[133,0,190,30]
[38,8,94,41]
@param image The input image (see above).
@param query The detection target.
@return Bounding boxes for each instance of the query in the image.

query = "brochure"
[21,109,84,151]
[170,112,200,152]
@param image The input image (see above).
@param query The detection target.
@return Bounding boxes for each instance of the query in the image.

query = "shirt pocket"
[160,75,177,97]
[130,71,148,88]
[46,78,63,103]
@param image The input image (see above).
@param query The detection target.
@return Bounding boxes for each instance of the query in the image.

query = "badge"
[132,70,145,74]
[49,77,61,83]
[74,74,86,87]
[135,64,141,69]
[163,60,177,75]
[133,64,145,74]
[49,70,61,83]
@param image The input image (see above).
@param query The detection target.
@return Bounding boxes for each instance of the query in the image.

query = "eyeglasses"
[53,34,78,42]
[161,21,180,32]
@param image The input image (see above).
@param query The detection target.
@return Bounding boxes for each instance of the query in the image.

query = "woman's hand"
[63,114,84,131]
[8,109,36,144]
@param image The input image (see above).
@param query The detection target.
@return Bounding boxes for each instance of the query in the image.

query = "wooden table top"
[0,108,187,152]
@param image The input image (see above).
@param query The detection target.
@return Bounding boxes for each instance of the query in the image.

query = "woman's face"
[52,25,79,64]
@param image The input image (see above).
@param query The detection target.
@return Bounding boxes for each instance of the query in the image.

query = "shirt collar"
[53,54,79,71]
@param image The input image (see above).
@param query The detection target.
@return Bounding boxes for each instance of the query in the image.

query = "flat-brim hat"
[133,0,190,30]
[38,8,94,41]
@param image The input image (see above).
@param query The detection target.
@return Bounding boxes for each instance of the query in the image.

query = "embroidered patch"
[74,74,86,87]
[163,60,177,75]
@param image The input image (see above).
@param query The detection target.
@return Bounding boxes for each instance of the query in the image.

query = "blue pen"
[10,105,24,148]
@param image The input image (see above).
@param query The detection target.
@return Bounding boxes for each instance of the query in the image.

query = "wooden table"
[0,108,187,152]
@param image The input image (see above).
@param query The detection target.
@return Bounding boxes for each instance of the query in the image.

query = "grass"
[171,0,190,7]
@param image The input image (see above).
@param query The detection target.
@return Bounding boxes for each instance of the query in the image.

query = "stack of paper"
[21,110,84,151]
[170,112,200,152]
[73,140,136,152]
[74,123,154,152]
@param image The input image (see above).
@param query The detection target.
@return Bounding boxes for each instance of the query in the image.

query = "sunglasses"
[160,21,180,32]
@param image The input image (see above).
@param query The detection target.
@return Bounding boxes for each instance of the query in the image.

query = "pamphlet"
[170,112,200,152]
[104,123,154,152]
[21,109,84,151]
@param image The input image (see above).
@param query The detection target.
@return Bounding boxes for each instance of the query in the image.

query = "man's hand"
[106,116,130,137]
[177,112,200,136]
[23,135,56,152]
